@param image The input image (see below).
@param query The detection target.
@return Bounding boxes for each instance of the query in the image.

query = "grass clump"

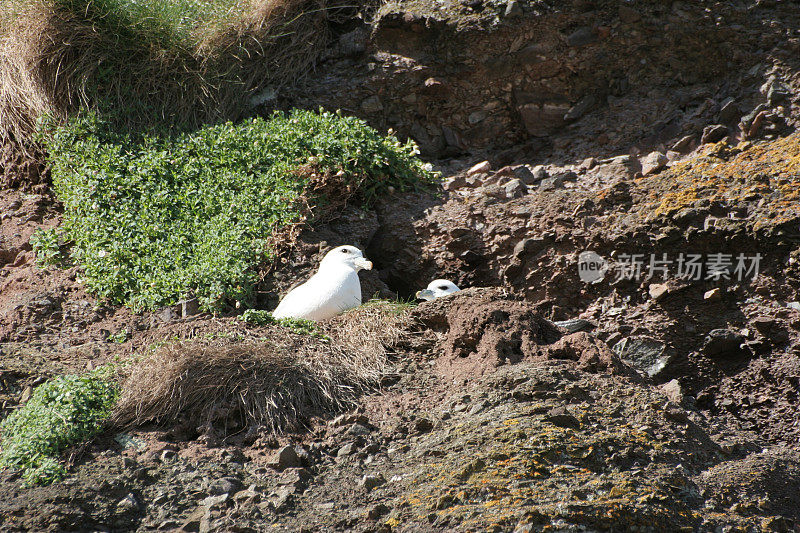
[0,0,352,149]
[41,109,435,312]
[241,309,320,336]
[0,373,119,485]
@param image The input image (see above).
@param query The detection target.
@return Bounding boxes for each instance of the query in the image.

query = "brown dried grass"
[112,302,410,434]
[0,0,352,154]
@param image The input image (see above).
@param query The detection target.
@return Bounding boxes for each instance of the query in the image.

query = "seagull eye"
[341,248,349,253]
[438,285,448,290]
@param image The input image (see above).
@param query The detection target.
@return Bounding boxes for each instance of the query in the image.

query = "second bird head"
[416,279,461,301]
[321,245,373,272]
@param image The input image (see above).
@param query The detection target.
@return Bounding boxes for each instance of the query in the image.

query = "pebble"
[271,445,302,470]
[208,476,242,496]
[358,474,385,492]
[116,493,139,513]
[640,151,668,176]
[467,160,491,176]
[503,178,527,199]
[702,329,745,357]
[704,288,722,301]
[701,124,728,144]
[648,283,669,300]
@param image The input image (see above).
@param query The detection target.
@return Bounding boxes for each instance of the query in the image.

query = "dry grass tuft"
[112,302,410,434]
[0,0,353,153]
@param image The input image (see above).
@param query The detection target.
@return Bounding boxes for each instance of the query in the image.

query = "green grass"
[241,309,322,336]
[0,372,119,485]
[40,109,435,312]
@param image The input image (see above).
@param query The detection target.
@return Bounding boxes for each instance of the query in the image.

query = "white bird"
[272,245,373,321]
[415,279,461,301]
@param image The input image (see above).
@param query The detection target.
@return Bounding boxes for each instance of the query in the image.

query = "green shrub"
[40,109,436,312]
[29,227,64,267]
[0,373,119,485]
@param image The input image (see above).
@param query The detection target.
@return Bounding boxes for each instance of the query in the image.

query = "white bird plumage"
[272,245,373,321]
[416,279,461,301]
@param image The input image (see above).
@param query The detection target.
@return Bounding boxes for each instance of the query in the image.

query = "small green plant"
[29,228,64,267]
[40,109,436,312]
[240,309,322,336]
[107,328,129,343]
[0,372,119,485]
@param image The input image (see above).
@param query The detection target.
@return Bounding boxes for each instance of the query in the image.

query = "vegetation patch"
[241,310,320,335]
[0,372,119,485]
[113,304,410,433]
[0,0,352,147]
[41,109,435,311]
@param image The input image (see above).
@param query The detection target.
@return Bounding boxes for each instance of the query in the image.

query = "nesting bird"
[272,245,372,321]
[416,279,461,301]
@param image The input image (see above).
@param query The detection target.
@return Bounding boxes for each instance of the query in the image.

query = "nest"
[112,303,409,434]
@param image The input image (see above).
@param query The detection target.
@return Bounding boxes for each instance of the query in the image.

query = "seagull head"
[320,245,373,272]
[416,279,461,301]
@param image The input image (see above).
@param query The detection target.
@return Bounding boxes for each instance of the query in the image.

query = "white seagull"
[416,279,461,301]
[272,245,373,321]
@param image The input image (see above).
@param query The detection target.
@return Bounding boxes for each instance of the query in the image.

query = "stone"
[360,95,383,114]
[200,493,229,508]
[539,176,565,191]
[762,80,791,105]
[701,124,727,144]
[116,493,139,513]
[532,165,549,181]
[208,476,242,496]
[564,95,595,121]
[704,288,722,301]
[648,283,669,300]
[566,27,596,47]
[468,110,487,124]
[612,336,674,377]
[751,316,775,335]
[579,157,597,171]
[503,178,528,199]
[358,474,386,492]
[640,151,668,176]
[271,445,301,470]
[671,135,696,153]
[504,0,522,17]
[337,442,356,457]
[546,406,580,429]
[718,98,739,123]
[467,161,491,176]
[518,102,570,136]
[595,155,641,180]
[180,298,200,318]
[660,379,683,404]
[367,503,391,519]
[702,329,745,357]
[512,166,536,184]
[347,423,372,437]
[443,175,468,191]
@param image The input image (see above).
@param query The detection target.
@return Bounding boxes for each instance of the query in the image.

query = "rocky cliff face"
[2,0,800,531]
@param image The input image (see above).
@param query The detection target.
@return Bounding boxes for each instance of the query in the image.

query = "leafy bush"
[29,227,64,267]
[41,109,435,311]
[0,373,119,485]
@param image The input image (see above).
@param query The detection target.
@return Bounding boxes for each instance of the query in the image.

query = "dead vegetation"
[0,0,356,154]
[112,302,410,434]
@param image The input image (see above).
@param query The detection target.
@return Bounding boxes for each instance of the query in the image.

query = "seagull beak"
[354,258,373,271]
[416,289,435,301]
